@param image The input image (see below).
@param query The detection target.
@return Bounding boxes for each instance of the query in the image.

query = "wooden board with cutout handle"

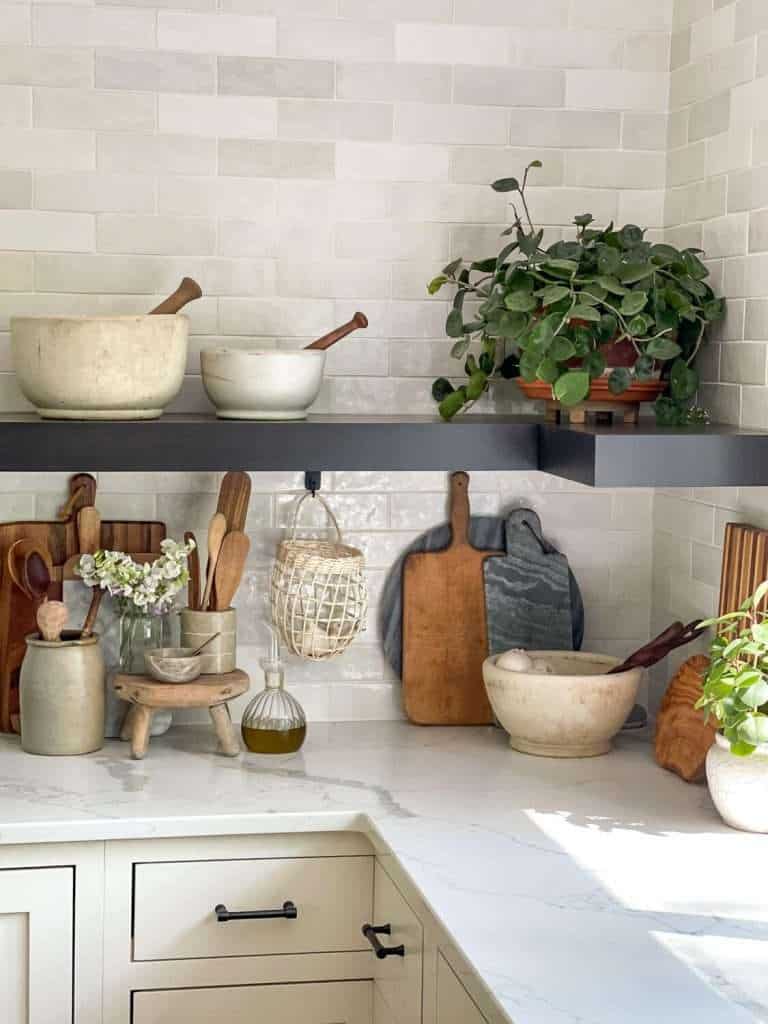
[402,472,503,725]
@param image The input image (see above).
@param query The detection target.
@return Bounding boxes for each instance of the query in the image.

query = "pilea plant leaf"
[554,370,590,406]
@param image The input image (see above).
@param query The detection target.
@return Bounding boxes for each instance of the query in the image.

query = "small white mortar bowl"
[11,315,188,420]
[482,650,643,758]
[201,347,325,420]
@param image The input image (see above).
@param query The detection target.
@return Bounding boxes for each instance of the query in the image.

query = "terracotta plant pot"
[517,377,666,404]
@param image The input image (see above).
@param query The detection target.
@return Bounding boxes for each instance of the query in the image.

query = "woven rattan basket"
[270,493,368,661]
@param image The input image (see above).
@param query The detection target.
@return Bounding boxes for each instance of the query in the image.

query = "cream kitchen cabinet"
[0,866,73,1024]
[436,952,488,1024]
[370,862,424,1024]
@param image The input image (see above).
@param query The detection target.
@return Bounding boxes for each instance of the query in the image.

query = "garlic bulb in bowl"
[496,649,534,672]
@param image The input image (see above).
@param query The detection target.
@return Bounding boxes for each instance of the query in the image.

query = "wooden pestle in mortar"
[305,312,368,351]
[148,277,202,315]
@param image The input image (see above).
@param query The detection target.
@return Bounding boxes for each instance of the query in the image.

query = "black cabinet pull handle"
[362,922,405,959]
[215,900,298,922]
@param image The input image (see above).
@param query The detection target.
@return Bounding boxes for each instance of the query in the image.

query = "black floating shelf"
[1,413,767,487]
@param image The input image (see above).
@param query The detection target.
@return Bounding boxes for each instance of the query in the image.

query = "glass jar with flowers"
[76,538,194,736]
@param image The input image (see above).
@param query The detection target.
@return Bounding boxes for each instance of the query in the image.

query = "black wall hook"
[304,471,322,496]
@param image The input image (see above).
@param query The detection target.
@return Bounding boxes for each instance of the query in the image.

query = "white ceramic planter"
[201,348,325,420]
[706,732,768,833]
[482,650,643,758]
[11,315,188,420]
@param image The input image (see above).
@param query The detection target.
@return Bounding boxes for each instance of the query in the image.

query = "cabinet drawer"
[133,855,373,961]
[437,952,487,1024]
[132,980,371,1023]
[371,863,423,1024]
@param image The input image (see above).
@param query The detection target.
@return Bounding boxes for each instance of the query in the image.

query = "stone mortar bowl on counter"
[482,651,643,758]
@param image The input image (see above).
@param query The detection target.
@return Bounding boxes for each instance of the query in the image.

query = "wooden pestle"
[149,277,202,315]
[304,312,368,351]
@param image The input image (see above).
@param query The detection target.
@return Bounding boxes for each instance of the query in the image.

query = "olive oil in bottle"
[241,656,307,756]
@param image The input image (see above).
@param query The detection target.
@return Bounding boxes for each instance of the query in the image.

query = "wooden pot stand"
[114,670,250,759]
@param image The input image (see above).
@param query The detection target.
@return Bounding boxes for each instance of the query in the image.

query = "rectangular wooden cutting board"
[402,472,502,725]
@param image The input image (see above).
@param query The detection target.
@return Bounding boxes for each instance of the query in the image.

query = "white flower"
[75,536,194,614]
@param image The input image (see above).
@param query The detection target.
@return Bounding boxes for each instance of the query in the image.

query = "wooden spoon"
[201,512,228,611]
[80,590,103,640]
[185,530,201,610]
[37,601,68,642]
[216,471,251,533]
[149,277,202,315]
[24,550,51,608]
[305,312,368,351]
[213,531,250,611]
[7,540,32,599]
[77,506,101,555]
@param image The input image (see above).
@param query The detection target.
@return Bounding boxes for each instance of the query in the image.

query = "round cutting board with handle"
[402,472,503,725]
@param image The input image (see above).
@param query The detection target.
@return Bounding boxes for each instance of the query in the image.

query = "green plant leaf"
[620,224,644,247]
[628,314,652,336]
[680,274,708,298]
[650,244,680,265]
[497,311,528,338]
[596,275,628,296]
[608,367,631,395]
[620,291,648,317]
[529,317,555,350]
[431,377,454,402]
[683,250,708,280]
[704,298,726,321]
[583,350,606,378]
[466,370,488,401]
[427,275,448,295]
[646,337,682,361]
[618,263,653,285]
[569,304,602,322]
[741,678,768,710]
[544,258,579,274]
[737,714,768,746]
[492,177,520,193]
[446,309,464,338]
[554,370,590,406]
[450,336,470,359]
[752,621,768,645]
[598,313,618,341]
[753,580,768,610]
[549,336,576,362]
[438,387,467,420]
[504,290,538,313]
[537,284,570,306]
[634,354,656,381]
[469,257,497,273]
[597,246,620,275]
[729,739,757,757]
[571,326,593,356]
[670,359,698,401]
[442,258,462,277]
[536,357,560,383]
[519,350,541,382]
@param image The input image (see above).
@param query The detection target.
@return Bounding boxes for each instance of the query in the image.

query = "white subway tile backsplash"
[0,169,32,208]
[0,6,30,45]
[219,138,334,178]
[566,70,669,111]
[34,88,155,131]
[98,132,216,175]
[336,61,451,103]
[97,214,216,256]
[0,210,94,251]
[0,85,30,128]
[158,12,276,55]
[0,46,92,87]
[508,108,621,148]
[35,172,155,214]
[159,94,276,138]
[279,18,393,61]
[218,57,334,98]
[396,103,508,145]
[279,99,393,140]
[34,6,156,49]
[0,128,95,171]
[453,66,565,107]
[96,49,215,94]
[396,23,508,65]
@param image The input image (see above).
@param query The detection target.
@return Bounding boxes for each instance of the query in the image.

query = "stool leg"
[210,703,240,757]
[120,705,137,742]
[131,706,153,760]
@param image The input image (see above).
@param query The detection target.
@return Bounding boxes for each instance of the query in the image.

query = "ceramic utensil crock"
[180,608,236,674]
[20,631,105,755]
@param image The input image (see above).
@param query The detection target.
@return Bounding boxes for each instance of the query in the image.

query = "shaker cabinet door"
[370,864,423,1024]
[0,867,74,1024]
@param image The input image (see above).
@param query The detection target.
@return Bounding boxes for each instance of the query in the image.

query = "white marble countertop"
[0,721,766,1024]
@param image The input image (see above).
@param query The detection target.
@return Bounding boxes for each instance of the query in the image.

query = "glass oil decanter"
[241,622,306,755]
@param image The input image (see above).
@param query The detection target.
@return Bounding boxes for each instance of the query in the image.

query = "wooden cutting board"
[402,472,503,725]
[718,522,768,618]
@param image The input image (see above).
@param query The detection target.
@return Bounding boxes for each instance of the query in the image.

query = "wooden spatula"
[213,531,250,611]
[216,472,251,533]
[201,513,227,611]
[77,506,101,555]
[185,530,200,610]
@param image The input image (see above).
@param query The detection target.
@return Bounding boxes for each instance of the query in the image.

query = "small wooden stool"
[113,670,249,760]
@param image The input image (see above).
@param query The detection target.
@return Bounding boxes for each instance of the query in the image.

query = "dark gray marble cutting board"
[381,511,584,680]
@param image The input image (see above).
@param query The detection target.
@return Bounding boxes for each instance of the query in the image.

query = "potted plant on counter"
[696,582,768,833]
[429,161,725,425]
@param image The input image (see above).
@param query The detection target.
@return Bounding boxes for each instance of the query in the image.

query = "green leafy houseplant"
[696,581,768,756]
[429,161,726,424]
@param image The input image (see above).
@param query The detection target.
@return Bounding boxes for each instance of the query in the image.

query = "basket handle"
[290,492,343,542]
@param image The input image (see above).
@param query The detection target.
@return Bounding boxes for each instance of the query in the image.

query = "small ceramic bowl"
[145,647,202,683]
[200,347,325,420]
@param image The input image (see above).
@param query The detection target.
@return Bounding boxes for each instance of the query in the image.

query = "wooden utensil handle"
[81,588,103,639]
[448,471,471,547]
[304,312,368,351]
[149,277,202,315]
